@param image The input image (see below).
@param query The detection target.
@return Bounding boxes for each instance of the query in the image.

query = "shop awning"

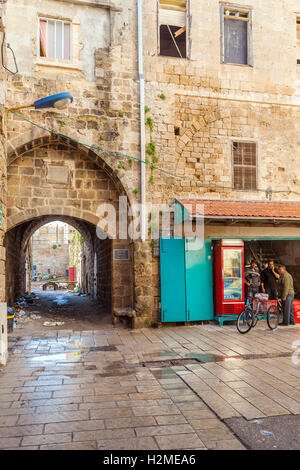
[175,199,300,222]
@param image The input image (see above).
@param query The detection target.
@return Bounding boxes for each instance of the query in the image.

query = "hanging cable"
[8,110,300,198]
[1,31,18,75]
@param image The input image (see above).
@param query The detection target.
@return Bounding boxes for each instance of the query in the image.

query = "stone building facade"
[31,222,75,277]
[4,0,300,326]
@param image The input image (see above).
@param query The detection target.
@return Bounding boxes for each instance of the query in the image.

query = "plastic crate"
[253,299,277,312]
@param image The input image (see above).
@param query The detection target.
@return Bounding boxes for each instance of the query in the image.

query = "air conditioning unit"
[0,302,7,366]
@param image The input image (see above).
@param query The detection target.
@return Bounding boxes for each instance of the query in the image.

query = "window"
[232,142,257,190]
[39,18,71,60]
[159,0,187,58]
[221,5,253,66]
[297,18,300,65]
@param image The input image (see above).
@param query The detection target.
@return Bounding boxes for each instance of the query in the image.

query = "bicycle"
[237,297,280,334]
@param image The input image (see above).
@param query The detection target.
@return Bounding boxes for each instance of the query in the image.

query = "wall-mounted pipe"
[137,0,146,242]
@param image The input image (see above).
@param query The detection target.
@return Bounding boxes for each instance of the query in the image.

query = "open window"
[220,4,253,66]
[158,0,187,58]
[232,141,257,190]
[297,18,300,65]
[39,18,71,60]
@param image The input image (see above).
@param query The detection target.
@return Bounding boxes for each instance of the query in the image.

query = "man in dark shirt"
[245,260,260,304]
[261,260,280,300]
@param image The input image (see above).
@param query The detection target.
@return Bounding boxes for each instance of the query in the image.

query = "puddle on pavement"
[53,295,70,306]
[150,369,179,380]
[29,351,82,362]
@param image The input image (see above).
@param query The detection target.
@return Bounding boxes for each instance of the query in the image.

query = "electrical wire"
[8,110,300,198]
[1,32,18,75]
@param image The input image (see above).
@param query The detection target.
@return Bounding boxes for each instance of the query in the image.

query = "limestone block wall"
[5,0,300,323]
[32,244,70,277]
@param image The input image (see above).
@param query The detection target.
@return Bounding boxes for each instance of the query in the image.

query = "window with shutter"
[233,142,257,190]
[221,5,253,66]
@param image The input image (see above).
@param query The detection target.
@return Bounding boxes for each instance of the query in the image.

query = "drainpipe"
[137,0,146,242]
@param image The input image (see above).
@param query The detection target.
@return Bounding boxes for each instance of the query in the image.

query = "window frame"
[231,139,258,191]
[38,16,72,62]
[297,16,300,66]
[157,0,190,59]
[220,3,253,67]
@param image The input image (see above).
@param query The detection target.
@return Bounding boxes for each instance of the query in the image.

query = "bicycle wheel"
[267,305,279,330]
[237,308,254,334]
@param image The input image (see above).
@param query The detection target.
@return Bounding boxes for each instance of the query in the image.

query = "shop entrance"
[244,239,300,300]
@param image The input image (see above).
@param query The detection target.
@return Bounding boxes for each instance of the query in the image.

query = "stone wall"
[32,244,70,277]
[5,0,300,324]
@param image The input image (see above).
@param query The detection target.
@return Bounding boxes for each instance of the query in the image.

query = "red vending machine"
[69,267,76,282]
[214,239,245,323]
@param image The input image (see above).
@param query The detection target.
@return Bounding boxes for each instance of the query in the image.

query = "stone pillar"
[0,302,7,365]
[133,240,154,326]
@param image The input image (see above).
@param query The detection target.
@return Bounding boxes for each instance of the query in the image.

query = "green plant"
[144,106,150,114]
[146,140,156,156]
[52,244,57,249]
[118,110,125,117]
[133,188,140,194]
[118,163,125,170]
[129,158,133,167]
[145,116,153,132]
[69,230,83,271]
[144,318,150,326]
[59,120,66,126]
[158,93,166,100]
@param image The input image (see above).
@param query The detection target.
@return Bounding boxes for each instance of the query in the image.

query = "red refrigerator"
[214,239,245,317]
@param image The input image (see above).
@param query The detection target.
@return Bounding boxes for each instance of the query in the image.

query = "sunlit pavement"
[0,322,300,450]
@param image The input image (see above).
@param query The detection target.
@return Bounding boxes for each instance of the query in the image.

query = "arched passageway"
[5,135,135,320]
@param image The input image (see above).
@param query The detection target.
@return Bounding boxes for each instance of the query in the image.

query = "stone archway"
[5,136,135,317]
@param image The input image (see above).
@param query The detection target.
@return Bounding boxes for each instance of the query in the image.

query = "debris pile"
[8,292,41,329]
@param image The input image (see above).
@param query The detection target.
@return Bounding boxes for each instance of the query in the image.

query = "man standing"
[278,265,295,326]
[261,260,280,300]
[245,260,260,304]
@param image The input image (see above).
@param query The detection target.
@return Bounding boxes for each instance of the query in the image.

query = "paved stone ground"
[0,321,300,450]
[225,415,300,450]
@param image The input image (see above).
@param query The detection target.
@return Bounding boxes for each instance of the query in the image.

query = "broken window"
[159,0,187,58]
[233,142,257,190]
[221,5,253,66]
[297,18,300,65]
[39,18,71,60]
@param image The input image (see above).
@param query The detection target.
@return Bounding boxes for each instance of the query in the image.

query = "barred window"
[233,142,257,190]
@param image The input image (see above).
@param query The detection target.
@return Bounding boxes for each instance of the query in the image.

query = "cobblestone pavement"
[0,322,300,450]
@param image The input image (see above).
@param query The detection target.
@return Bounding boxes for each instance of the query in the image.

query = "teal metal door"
[185,238,214,321]
[160,238,187,322]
